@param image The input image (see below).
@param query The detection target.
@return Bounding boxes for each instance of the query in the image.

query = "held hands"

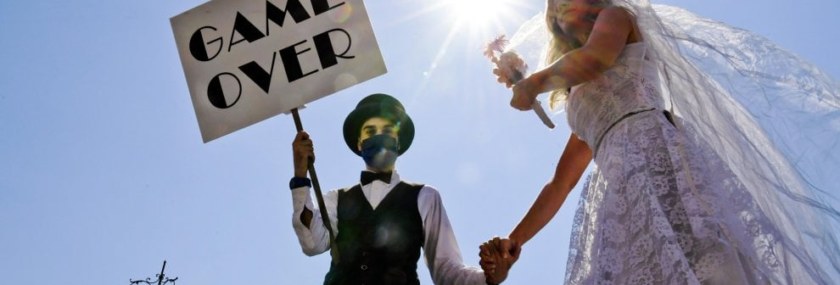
[479,237,521,284]
[292,131,315,178]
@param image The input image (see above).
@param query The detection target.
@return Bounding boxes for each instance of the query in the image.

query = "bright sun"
[418,0,528,84]
[448,0,515,30]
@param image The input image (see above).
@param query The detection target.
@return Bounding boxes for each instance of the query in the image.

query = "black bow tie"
[361,171,392,185]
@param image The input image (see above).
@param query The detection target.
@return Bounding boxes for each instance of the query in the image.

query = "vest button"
[360,265,368,271]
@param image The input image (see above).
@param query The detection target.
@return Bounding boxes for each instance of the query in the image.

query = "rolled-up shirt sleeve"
[290,186,339,256]
[418,186,486,285]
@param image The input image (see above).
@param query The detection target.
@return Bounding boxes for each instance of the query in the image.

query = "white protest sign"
[171,0,386,142]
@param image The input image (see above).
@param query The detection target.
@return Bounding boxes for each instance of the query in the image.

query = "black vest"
[324,182,425,285]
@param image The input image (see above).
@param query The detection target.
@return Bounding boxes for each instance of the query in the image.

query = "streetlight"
[130,260,178,285]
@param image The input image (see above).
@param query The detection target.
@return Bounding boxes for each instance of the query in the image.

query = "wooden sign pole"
[290,108,339,263]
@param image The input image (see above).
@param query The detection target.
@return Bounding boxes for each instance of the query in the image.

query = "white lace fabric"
[566,42,662,155]
[505,1,840,284]
[569,115,773,285]
[563,39,775,284]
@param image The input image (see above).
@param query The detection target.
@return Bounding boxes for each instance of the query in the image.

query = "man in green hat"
[289,93,494,285]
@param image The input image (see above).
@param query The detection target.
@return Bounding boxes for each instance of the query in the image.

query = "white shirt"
[290,171,486,285]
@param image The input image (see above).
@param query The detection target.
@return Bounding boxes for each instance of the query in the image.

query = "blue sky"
[1,0,838,284]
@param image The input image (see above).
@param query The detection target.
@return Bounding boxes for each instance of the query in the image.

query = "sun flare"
[415,0,532,96]
[447,0,516,30]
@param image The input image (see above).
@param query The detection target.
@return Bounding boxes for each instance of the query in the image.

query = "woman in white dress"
[479,0,840,284]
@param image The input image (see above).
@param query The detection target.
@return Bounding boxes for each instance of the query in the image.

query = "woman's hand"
[511,79,539,111]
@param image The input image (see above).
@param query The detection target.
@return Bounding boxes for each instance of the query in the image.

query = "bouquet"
[484,35,555,129]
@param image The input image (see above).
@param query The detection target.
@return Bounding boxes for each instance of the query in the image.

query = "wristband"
[289,176,311,190]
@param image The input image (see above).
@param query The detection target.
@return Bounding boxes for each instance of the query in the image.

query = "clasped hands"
[479,237,521,285]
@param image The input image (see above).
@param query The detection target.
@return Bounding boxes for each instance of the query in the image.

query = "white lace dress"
[562,42,797,284]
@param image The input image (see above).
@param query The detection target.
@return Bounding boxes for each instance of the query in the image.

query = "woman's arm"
[511,7,636,110]
[508,134,592,246]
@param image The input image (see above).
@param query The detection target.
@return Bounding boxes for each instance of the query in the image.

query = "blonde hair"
[544,0,612,110]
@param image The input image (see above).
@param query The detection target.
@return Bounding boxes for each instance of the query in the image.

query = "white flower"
[485,35,528,85]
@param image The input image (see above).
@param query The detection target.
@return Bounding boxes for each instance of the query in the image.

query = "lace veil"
[506,1,840,283]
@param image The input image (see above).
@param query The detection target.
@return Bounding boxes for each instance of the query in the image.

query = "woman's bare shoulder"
[600,5,635,23]
[599,6,641,43]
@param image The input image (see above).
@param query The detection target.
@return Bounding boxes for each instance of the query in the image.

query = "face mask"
[360,134,399,171]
